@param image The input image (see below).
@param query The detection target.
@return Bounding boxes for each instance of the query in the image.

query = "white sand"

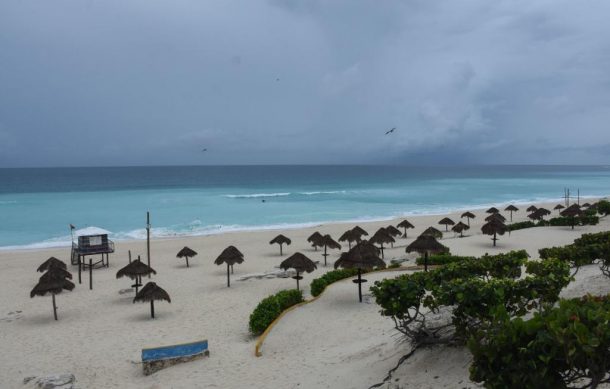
[1,201,608,388]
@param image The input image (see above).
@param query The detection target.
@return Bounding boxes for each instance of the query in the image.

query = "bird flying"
[385,127,396,135]
[201,148,207,152]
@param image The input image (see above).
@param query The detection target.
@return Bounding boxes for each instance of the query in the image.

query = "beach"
[2,200,609,389]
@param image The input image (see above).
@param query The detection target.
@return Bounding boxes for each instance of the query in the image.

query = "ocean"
[0,165,608,250]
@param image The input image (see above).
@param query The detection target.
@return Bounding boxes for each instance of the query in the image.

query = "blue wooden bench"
[142,339,209,375]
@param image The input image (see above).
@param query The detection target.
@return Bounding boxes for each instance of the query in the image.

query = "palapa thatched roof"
[528,208,551,221]
[133,282,171,304]
[321,234,342,250]
[582,202,591,208]
[461,211,476,219]
[406,234,448,255]
[351,226,369,238]
[30,273,75,298]
[452,221,470,232]
[561,204,583,217]
[397,220,414,229]
[438,217,455,226]
[421,226,443,239]
[215,245,245,266]
[176,246,197,258]
[505,205,519,212]
[116,260,157,280]
[37,257,67,273]
[485,213,506,222]
[338,229,359,244]
[280,252,317,273]
[334,241,386,270]
[554,204,565,210]
[39,267,72,281]
[386,225,402,237]
[526,205,538,212]
[307,232,324,246]
[270,234,291,245]
[370,228,395,245]
[486,207,500,214]
[481,218,507,236]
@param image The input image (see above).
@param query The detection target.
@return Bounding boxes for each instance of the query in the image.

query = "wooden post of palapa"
[146,212,151,278]
[89,258,93,290]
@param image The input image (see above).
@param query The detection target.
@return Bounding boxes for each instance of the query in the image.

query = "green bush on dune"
[310,268,362,297]
[415,253,475,266]
[469,295,610,388]
[249,289,303,335]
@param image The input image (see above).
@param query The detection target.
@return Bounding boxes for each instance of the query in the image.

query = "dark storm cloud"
[0,0,609,166]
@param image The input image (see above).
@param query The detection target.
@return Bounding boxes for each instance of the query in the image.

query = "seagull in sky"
[385,127,396,135]
[201,148,207,152]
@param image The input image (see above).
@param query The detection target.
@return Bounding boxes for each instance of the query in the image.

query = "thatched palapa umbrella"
[334,241,385,302]
[133,282,170,319]
[30,267,75,320]
[270,234,291,256]
[385,225,402,247]
[338,229,359,250]
[116,259,157,294]
[582,202,591,208]
[461,211,476,227]
[438,217,455,232]
[421,226,443,239]
[486,207,500,214]
[320,234,341,266]
[406,234,448,272]
[351,226,369,241]
[528,208,551,222]
[214,246,244,287]
[37,257,67,273]
[307,232,324,251]
[481,218,507,247]
[505,205,519,222]
[485,213,506,223]
[452,221,470,237]
[396,220,414,238]
[554,204,565,214]
[526,205,538,213]
[560,204,583,230]
[176,246,197,268]
[369,228,395,259]
[280,252,317,291]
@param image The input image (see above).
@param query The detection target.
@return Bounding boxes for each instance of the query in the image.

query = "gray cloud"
[0,0,609,166]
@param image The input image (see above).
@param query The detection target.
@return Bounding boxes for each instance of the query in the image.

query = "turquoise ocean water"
[0,165,608,250]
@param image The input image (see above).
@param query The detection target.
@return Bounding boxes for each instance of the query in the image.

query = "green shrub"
[548,215,599,227]
[507,221,537,231]
[539,231,610,275]
[388,262,401,269]
[249,289,303,335]
[468,295,610,388]
[415,254,475,266]
[310,268,361,297]
[596,200,610,216]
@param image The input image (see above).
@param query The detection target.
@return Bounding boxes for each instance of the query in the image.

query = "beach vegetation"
[310,268,362,297]
[539,231,610,276]
[507,216,599,232]
[371,250,558,343]
[415,253,475,266]
[469,294,610,389]
[249,289,303,335]
[596,200,610,216]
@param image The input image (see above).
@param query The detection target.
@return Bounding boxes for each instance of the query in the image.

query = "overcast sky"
[1,0,609,167]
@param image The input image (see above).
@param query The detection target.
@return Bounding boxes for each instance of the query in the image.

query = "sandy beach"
[2,200,609,389]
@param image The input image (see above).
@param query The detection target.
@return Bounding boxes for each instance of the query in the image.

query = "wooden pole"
[357,268,363,303]
[279,243,283,256]
[186,256,189,268]
[296,271,300,291]
[128,250,132,263]
[150,301,155,319]
[424,252,428,272]
[89,258,93,290]
[78,257,82,284]
[323,245,328,266]
[146,212,151,278]
[380,244,384,259]
[52,293,58,321]
[227,263,231,287]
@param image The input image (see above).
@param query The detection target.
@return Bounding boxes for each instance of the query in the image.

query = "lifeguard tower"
[71,233,115,268]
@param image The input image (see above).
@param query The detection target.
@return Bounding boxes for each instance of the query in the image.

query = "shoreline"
[2,198,609,388]
[2,194,606,252]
